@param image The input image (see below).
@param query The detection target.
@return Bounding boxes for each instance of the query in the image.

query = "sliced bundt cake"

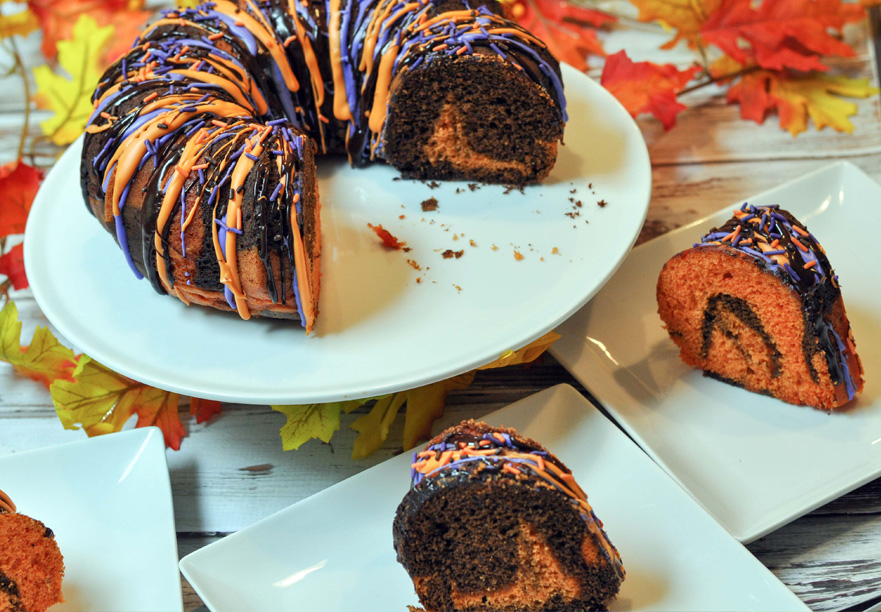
[393,420,624,612]
[657,203,864,410]
[0,489,65,612]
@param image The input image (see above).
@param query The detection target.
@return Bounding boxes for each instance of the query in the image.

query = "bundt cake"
[0,489,65,612]
[393,420,624,612]
[657,203,864,410]
[81,0,566,330]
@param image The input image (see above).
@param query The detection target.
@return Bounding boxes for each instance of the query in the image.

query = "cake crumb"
[416,277,422,283]
[491,244,499,251]
[468,183,480,191]
[427,180,440,189]
[407,259,421,270]
[552,247,560,255]
[455,188,462,194]
[569,188,576,194]
[399,214,406,219]
[367,223,406,250]
[453,284,462,292]
[421,197,439,212]
[442,249,464,259]
[540,257,544,261]
[597,199,608,208]
[469,239,477,247]
[514,250,524,261]
[452,234,458,241]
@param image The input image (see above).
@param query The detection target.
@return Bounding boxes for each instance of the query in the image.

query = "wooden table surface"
[2,6,881,611]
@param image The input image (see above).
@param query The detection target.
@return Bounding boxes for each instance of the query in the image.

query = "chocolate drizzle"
[696,203,859,400]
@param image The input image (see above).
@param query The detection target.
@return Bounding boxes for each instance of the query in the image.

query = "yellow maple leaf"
[32,15,113,146]
[351,394,408,459]
[271,399,368,451]
[401,372,475,450]
[478,330,561,370]
[629,0,722,48]
[51,355,186,449]
[0,300,78,387]
[0,7,39,39]
[772,74,879,136]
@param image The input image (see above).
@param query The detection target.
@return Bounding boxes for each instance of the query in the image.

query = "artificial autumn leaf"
[505,0,615,68]
[0,7,40,39]
[629,0,722,49]
[27,0,147,63]
[0,300,78,388]
[190,397,222,424]
[729,69,879,135]
[478,330,561,370]
[272,399,370,451]
[401,372,476,450]
[51,355,186,449]
[0,161,43,238]
[367,223,407,250]
[351,394,408,459]
[32,15,114,146]
[700,0,864,73]
[0,244,28,290]
[601,50,700,129]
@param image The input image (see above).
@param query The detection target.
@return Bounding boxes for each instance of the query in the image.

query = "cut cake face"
[657,203,864,410]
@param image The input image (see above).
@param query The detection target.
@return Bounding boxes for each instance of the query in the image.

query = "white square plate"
[180,384,807,611]
[551,161,881,543]
[0,427,182,611]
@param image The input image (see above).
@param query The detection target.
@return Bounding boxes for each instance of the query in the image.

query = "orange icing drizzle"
[329,0,354,122]
[0,488,15,514]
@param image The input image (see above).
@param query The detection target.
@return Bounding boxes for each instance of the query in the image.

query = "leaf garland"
[599,0,878,134]
[273,331,561,458]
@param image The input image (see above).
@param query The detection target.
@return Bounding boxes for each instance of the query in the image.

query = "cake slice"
[0,489,65,612]
[657,203,864,410]
[393,420,624,612]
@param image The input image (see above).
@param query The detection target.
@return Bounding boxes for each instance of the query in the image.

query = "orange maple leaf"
[700,0,865,72]
[0,244,28,291]
[0,162,43,238]
[27,0,150,64]
[600,51,700,129]
[505,0,616,69]
[728,68,878,135]
[0,301,78,389]
[629,0,723,49]
[190,397,222,424]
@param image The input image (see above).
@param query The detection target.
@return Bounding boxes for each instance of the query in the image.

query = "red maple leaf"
[368,223,407,250]
[0,162,43,238]
[0,244,28,290]
[27,0,150,64]
[700,0,864,72]
[507,0,616,69]
[190,398,222,424]
[600,51,700,129]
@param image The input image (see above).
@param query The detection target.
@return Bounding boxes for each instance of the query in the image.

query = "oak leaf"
[0,161,44,238]
[32,15,114,146]
[700,0,864,72]
[0,244,28,290]
[728,70,878,135]
[0,7,40,39]
[629,0,722,49]
[506,0,616,69]
[51,355,189,449]
[0,300,78,388]
[600,50,700,129]
[272,399,369,451]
